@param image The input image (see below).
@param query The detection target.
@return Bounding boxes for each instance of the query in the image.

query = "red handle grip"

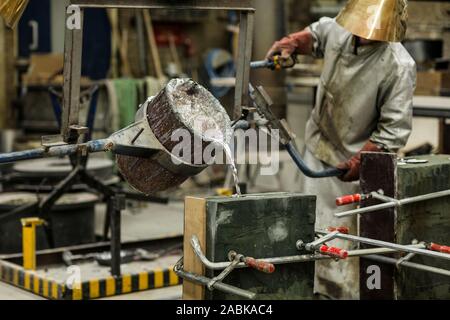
[244,257,275,274]
[319,245,348,259]
[336,194,362,206]
[327,226,350,234]
[429,243,450,254]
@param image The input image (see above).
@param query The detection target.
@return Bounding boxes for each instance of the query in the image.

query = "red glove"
[336,141,383,182]
[265,29,313,61]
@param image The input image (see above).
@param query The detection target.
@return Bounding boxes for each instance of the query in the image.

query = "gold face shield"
[336,0,408,42]
[0,0,29,29]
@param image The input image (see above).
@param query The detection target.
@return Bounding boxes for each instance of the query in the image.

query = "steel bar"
[70,0,255,11]
[304,231,338,250]
[207,254,241,290]
[190,235,429,270]
[250,60,275,69]
[335,189,450,218]
[371,191,396,203]
[173,258,256,299]
[234,11,254,119]
[0,139,109,164]
[366,255,450,277]
[316,231,450,261]
[62,7,84,142]
[174,268,255,299]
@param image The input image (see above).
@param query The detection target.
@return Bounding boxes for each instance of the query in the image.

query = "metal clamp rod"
[396,252,416,268]
[335,189,450,218]
[191,235,426,269]
[316,231,450,261]
[207,253,242,290]
[371,192,398,204]
[297,231,349,259]
[0,139,110,164]
[174,268,256,299]
[191,236,278,270]
[173,258,256,300]
[299,231,339,251]
[365,255,450,277]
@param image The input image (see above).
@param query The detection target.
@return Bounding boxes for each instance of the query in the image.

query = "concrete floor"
[0,281,182,300]
[0,200,185,300]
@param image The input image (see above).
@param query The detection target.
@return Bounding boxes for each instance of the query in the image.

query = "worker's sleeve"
[307,17,335,58]
[370,65,417,152]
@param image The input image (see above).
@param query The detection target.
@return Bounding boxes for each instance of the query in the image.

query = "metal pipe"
[190,235,428,270]
[174,268,256,299]
[0,139,110,164]
[303,231,339,250]
[371,192,397,203]
[316,231,450,261]
[70,0,256,11]
[173,257,256,299]
[250,60,275,69]
[336,189,450,218]
[365,255,450,277]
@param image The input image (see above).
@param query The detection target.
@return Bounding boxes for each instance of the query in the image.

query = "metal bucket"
[116,79,232,195]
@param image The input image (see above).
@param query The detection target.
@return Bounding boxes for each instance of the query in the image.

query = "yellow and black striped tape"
[0,262,181,300]
[0,262,65,299]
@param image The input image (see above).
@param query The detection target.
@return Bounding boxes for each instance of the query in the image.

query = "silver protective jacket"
[305,17,416,166]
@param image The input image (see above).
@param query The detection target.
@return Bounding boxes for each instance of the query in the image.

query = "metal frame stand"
[58,0,253,277]
[0,0,255,280]
[62,0,255,142]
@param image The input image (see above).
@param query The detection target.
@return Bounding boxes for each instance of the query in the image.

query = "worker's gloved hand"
[336,141,383,182]
[265,30,313,61]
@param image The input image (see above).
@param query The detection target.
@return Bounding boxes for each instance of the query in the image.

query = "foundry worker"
[266,0,416,299]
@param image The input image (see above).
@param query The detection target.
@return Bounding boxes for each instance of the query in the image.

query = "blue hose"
[285,142,344,178]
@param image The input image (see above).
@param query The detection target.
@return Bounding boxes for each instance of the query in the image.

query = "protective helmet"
[336,0,408,42]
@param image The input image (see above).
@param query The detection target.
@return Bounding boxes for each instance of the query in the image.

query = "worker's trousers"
[301,149,360,300]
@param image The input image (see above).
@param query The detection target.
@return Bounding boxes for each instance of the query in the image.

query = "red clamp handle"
[336,194,362,206]
[244,257,275,274]
[319,245,348,259]
[429,243,450,254]
[327,226,350,234]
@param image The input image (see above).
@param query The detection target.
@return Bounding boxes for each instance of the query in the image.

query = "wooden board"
[183,197,206,300]
[360,152,397,300]
[0,23,15,129]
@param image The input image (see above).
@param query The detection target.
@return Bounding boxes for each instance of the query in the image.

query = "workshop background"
[0,0,449,300]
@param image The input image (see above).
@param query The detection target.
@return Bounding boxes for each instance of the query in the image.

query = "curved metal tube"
[173,257,256,300]
[285,142,344,178]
